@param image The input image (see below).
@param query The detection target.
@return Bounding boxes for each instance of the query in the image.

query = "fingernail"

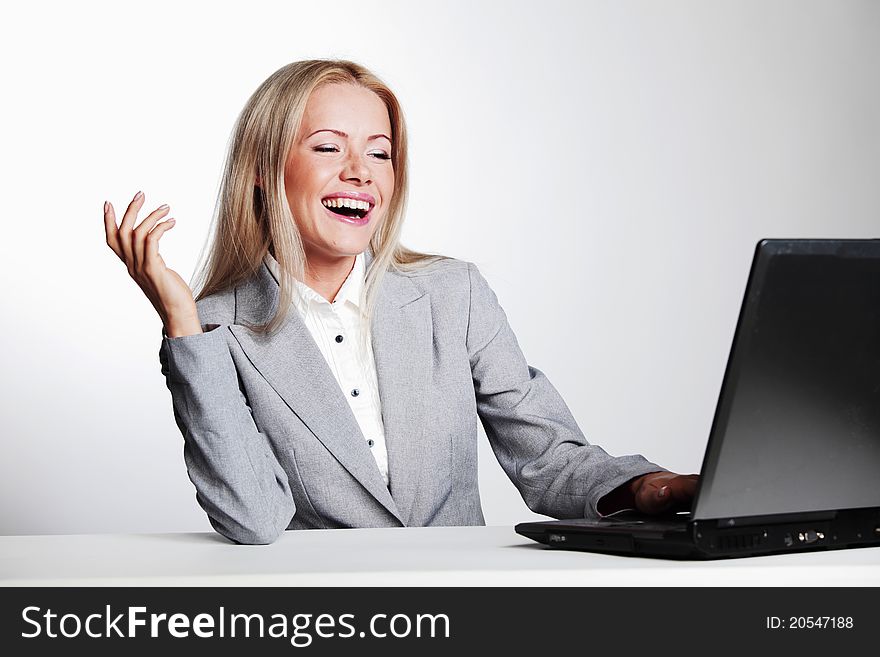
[158,204,169,210]
[103,201,108,213]
[658,486,669,498]
[135,191,143,200]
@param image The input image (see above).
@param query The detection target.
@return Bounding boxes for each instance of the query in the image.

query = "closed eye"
[313,145,339,153]
[369,150,391,161]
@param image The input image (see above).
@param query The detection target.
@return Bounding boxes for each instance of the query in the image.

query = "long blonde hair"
[192,60,447,341]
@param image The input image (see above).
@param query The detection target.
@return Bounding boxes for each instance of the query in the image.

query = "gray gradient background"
[1,0,877,535]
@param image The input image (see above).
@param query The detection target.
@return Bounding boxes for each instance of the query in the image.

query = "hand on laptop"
[633,472,699,514]
[598,472,699,516]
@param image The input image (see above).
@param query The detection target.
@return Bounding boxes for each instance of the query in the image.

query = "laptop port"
[797,530,824,544]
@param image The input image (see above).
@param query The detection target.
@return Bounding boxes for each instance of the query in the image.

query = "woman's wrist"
[164,311,203,338]
[596,475,642,515]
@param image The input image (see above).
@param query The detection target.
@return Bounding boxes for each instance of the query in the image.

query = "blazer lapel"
[228,262,403,523]
[368,257,433,525]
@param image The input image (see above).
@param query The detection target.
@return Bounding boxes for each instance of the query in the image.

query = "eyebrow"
[306,129,392,142]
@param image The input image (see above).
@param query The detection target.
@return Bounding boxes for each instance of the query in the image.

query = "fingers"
[117,191,145,267]
[104,192,174,276]
[144,217,176,276]
[103,201,123,261]
[635,475,675,515]
[103,191,194,326]
[133,204,171,270]
[677,474,700,498]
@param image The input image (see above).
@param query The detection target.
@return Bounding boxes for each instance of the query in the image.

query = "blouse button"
[367,439,375,447]
[335,335,344,343]
[351,388,360,397]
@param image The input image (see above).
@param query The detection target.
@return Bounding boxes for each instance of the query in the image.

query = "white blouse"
[263,252,390,486]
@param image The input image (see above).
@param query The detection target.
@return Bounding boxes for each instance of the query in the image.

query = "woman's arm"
[104,192,294,543]
[160,325,296,544]
[465,261,667,519]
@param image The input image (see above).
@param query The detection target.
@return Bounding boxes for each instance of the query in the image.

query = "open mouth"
[321,197,374,220]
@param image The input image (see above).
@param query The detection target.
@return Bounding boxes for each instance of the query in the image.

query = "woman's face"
[284,83,394,263]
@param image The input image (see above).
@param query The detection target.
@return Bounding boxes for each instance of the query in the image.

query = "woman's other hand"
[631,472,700,515]
[103,191,202,338]
[598,472,700,516]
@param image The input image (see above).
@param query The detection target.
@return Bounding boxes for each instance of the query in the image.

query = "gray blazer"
[159,252,663,544]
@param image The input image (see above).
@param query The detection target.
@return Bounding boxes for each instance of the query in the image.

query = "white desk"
[1,526,878,586]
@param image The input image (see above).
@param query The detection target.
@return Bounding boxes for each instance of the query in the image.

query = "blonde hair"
[192,59,447,346]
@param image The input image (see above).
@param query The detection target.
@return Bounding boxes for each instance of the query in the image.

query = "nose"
[340,151,371,185]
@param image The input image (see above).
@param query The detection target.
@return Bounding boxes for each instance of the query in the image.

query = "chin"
[332,233,378,256]
[322,241,371,258]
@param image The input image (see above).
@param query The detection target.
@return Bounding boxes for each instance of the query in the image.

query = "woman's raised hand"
[104,191,202,337]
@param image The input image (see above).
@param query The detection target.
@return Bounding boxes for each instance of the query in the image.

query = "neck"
[303,252,357,303]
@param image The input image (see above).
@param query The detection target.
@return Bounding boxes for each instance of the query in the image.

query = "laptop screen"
[693,240,880,520]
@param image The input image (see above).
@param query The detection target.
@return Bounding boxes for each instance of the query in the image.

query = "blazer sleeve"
[159,325,296,544]
[466,262,667,519]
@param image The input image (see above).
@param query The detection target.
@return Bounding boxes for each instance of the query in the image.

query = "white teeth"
[322,198,372,211]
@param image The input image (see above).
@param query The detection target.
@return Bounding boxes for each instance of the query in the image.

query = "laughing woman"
[103,60,697,544]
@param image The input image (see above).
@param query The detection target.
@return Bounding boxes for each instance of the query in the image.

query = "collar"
[236,248,422,329]
[263,251,365,315]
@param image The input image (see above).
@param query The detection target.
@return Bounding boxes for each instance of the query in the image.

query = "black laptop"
[516,239,880,559]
